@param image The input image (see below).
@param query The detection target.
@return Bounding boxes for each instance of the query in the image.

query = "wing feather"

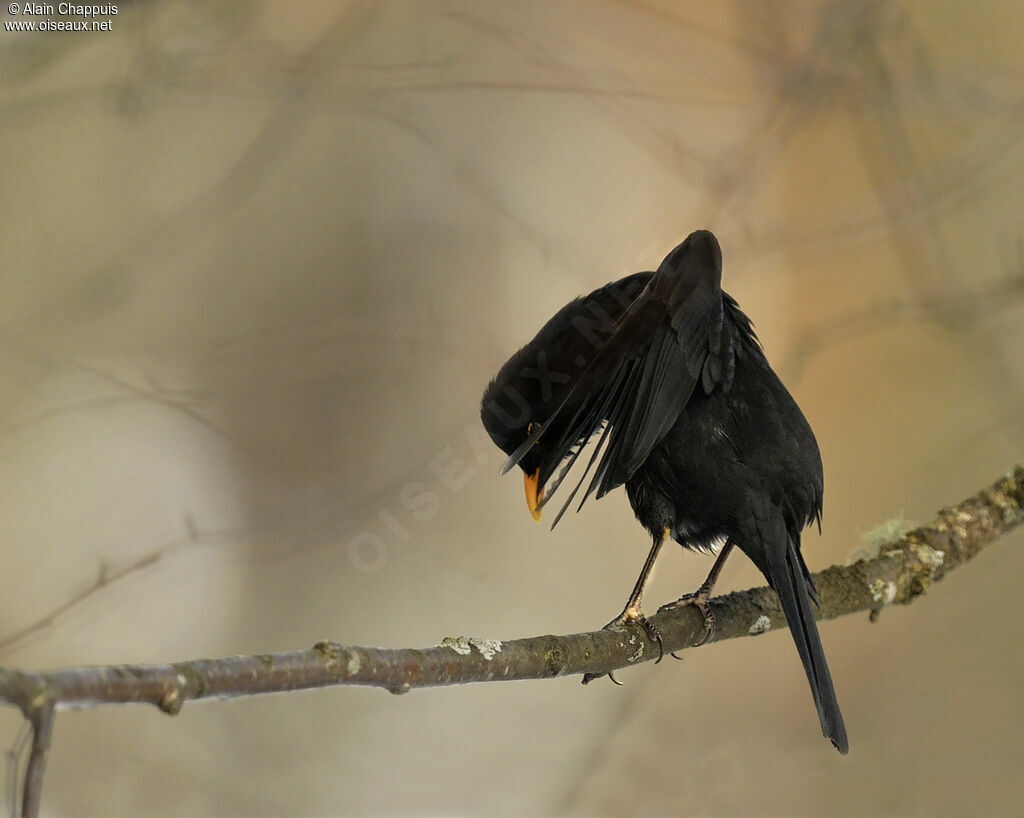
[505,230,736,524]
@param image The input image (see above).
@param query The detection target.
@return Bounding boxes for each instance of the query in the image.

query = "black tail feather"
[765,534,848,754]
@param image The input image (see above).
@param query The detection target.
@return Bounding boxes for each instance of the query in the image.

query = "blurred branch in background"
[1,465,1021,818]
[781,260,1024,385]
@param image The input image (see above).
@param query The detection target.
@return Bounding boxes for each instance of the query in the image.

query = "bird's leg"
[659,539,735,649]
[582,530,668,685]
[605,531,667,656]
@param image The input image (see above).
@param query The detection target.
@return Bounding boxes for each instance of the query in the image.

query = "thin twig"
[19,700,54,818]
[5,722,30,818]
[0,551,164,657]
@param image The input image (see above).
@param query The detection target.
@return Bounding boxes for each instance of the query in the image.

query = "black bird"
[480,230,848,753]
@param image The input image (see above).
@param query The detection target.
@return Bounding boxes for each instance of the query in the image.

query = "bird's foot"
[658,586,716,647]
[581,604,664,686]
[605,604,665,661]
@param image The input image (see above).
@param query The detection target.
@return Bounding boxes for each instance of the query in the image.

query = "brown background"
[1,1,1023,815]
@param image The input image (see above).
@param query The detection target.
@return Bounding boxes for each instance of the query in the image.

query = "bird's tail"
[765,533,849,754]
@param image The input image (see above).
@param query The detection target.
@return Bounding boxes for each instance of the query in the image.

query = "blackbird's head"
[480,362,567,523]
[480,271,652,522]
[659,229,722,284]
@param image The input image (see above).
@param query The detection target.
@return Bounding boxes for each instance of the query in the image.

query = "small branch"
[19,702,54,818]
[0,465,1020,812]
[780,269,1024,386]
[6,722,30,818]
[0,549,164,657]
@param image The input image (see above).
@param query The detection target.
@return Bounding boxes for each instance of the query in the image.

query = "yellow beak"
[524,468,543,522]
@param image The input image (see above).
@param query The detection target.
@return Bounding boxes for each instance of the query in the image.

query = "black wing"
[506,230,738,523]
[481,271,652,461]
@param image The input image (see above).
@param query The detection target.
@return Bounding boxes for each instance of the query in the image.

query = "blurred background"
[2,1,1023,815]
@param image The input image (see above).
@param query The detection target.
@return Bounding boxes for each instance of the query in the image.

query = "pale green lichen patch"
[440,636,503,660]
[748,615,771,635]
[884,541,947,605]
[869,579,897,606]
[441,636,472,655]
[346,653,361,675]
[854,515,916,561]
[626,633,644,663]
[914,544,945,570]
[996,467,1024,524]
[948,508,974,540]
[469,638,502,660]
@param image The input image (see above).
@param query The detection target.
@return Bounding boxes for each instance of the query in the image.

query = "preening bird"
[480,230,848,753]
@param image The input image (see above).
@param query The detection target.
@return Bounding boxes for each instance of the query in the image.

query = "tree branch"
[19,701,54,818]
[0,465,1021,817]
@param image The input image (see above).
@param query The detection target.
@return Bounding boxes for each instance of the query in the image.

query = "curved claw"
[581,669,625,686]
[670,651,685,661]
[640,617,665,663]
[630,614,663,663]
[581,605,665,686]
[691,612,716,646]
[607,608,664,662]
[659,590,717,647]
